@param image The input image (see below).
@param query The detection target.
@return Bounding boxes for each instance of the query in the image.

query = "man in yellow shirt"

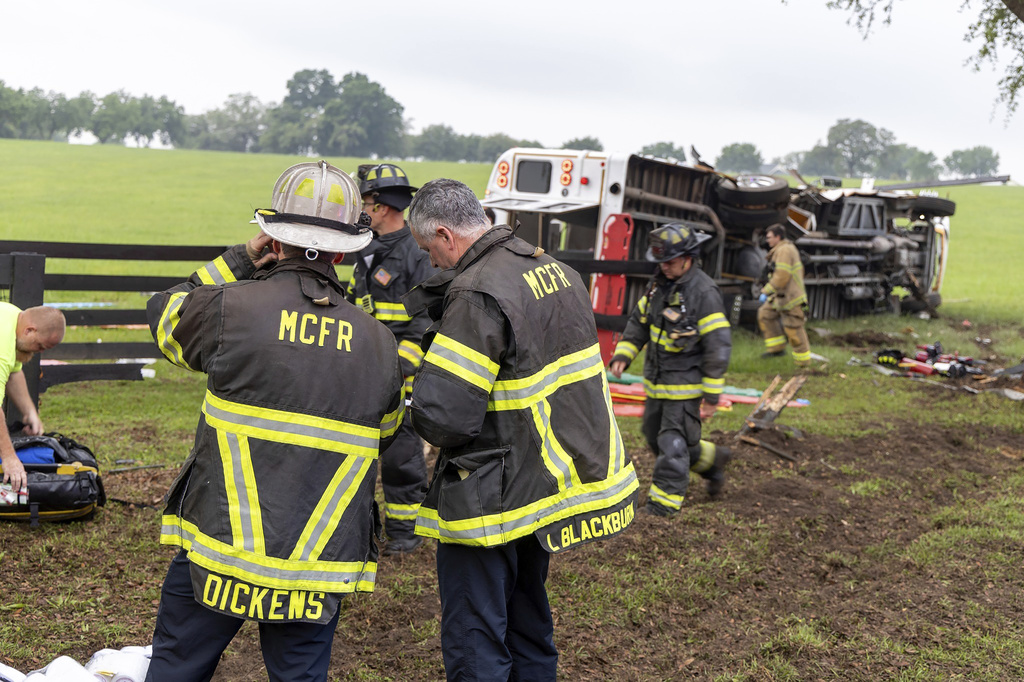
[0,303,66,493]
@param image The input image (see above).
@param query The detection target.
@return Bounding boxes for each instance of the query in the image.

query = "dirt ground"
[3,393,1023,679]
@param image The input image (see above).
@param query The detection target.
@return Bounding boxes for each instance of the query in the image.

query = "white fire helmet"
[254,160,372,254]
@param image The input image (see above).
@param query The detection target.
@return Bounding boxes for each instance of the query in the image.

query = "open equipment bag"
[0,433,106,525]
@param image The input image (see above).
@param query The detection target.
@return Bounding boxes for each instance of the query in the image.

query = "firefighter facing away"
[402,179,639,681]
[347,162,436,556]
[758,223,811,365]
[145,161,405,682]
[608,222,733,515]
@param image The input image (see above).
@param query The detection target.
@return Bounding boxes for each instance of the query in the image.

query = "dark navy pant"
[145,550,340,682]
[437,536,558,681]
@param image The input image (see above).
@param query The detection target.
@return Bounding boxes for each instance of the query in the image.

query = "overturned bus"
[480,147,956,362]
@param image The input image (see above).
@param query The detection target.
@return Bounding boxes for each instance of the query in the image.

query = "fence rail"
[0,241,231,428]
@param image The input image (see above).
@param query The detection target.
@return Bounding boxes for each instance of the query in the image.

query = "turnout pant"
[146,551,340,682]
[642,397,720,511]
[437,536,558,682]
[758,302,811,364]
[381,417,428,539]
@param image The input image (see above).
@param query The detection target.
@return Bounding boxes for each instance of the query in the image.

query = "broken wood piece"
[739,435,797,462]
[744,418,805,440]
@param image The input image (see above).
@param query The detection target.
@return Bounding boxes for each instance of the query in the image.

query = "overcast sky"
[3,0,1020,179]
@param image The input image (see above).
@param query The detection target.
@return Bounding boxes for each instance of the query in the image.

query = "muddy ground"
[5,399,1023,680]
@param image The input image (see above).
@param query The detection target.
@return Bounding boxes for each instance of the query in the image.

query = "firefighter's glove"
[758,293,768,303]
[875,349,905,367]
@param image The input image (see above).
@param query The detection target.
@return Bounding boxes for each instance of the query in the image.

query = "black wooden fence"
[0,241,228,426]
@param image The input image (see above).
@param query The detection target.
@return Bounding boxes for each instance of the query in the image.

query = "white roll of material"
[86,652,150,682]
[25,656,100,681]
[0,660,27,682]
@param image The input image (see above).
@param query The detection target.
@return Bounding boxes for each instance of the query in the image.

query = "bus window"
[516,160,552,193]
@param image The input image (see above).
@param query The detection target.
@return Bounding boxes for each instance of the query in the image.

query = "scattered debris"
[735,375,807,463]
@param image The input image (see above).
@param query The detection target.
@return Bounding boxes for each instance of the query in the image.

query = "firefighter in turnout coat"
[402,179,639,681]
[609,222,733,515]
[145,161,404,682]
[347,163,436,555]
[758,223,811,365]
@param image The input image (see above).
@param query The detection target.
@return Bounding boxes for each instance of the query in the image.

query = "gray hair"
[408,179,489,242]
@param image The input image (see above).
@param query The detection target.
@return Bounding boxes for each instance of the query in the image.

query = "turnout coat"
[611,266,732,405]
[148,245,404,623]
[762,238,807,312]
[346,225,437,392]
[403,226,639,553]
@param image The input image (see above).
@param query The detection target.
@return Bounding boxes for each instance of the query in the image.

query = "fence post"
[5,252,46,430]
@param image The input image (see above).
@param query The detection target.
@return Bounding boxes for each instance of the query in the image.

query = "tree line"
[0,71,1001,179]
[713,119,1000,180]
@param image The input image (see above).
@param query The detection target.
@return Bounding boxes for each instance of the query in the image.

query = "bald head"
[16,306,66,360]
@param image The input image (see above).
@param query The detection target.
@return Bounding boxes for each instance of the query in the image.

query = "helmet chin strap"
[305,248,319,261]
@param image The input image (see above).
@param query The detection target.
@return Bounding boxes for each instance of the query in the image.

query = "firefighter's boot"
[705,445,733,498]
[642,501,674,517]
[383,534,423,556]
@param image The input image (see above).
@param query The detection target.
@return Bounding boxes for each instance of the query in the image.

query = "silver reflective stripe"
[416,472,637,541]
[225,433,256,553]
[535,401,574,489]
[490,350,602,406]
[158,293,188,367]
[427,341,498,387]
[203,397,378,454]
[170,522,376,587]
[295,458,368,561]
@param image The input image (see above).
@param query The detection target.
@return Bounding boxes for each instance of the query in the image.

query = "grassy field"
[1,140,1023,679]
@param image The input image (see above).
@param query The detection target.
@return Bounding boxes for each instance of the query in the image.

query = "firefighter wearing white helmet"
[145,160,404,682]
[346,162,436,556]
[609,222,734,514]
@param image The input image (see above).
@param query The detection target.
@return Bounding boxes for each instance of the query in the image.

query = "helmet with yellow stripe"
[645,222,712,263]
[254,160,372,253]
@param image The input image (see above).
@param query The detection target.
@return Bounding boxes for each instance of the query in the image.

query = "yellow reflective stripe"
[161,516,377,593]
[381,401,404,440]
[425,334,499,392]
[203,391,381,459]
[792,349,812,361]
[649,325,684,353]
[156,291,193,370]
[765,336,786,349]
[385,502,420,520]
[196,267,216,285]
[637,296,649,314]
[403,375,415,394]
[237,435,265,554]
[530,400,581,490]
[698,312,729,335]
[702,376,725,395]
[415,464,638,545]
[776,262,799,273]
[643,379,702,400]
[649,484,683,510]
[398,339,424,368]
[218,429,245,549]
[374,301,412,322]
[291,456,372,562]
[780,294,807,311]
[213,256,236,284]
[692,440,717,473]
[489,344,604,411]
[601,371,626,477]
[217,431,267,554]
[613,341,639,361]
